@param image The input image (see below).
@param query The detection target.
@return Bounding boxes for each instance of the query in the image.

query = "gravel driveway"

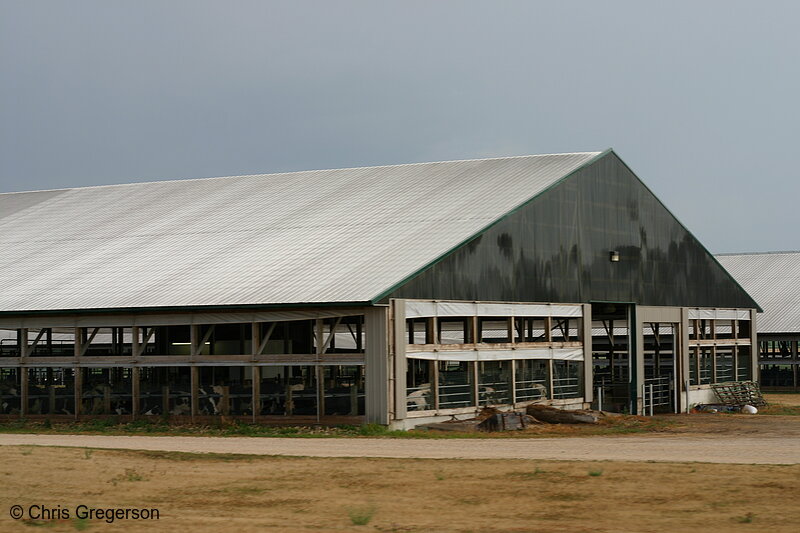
[1,433,797,464]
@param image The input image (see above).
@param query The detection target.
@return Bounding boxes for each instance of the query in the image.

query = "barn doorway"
[591,303,632,413]
[641,322,678,414]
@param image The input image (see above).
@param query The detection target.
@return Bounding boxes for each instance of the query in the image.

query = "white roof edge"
[0,150,605,196]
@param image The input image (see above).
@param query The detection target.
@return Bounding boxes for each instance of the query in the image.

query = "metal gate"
[642,376,672,416]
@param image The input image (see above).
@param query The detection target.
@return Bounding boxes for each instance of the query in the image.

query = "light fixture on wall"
[609,251,620,262]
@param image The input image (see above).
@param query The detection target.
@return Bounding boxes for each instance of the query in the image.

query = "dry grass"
[1,445,799,532]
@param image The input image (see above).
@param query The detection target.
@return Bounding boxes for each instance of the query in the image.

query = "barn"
[0,149,759,428]
[717,252,800,391]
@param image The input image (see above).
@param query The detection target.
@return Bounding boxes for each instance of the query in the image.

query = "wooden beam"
[18,328,28,359]
[131,367,140,418]
[319,317,342,355]
[27,329,47,353]
[74,327,82,359]
[256,323,277,356]
[190,366,199,420]
[20,367,28,417]
[79,328,100,357]
[73,367,82,420]
[135,327,155,357]
[251,365,260,423]
[192,325,215,357]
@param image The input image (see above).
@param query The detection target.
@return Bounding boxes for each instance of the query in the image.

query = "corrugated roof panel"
[0,152,601,312]
[716,252,800,334]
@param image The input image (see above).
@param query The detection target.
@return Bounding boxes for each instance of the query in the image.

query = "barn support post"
[391,299,408,422]
[581,304,593,406]
[131,367,140,419]
[365,306,389,424]
[251,365,260,422]
[750,309,758,384]
[18,329,28,417]
[74,364,82,420]
[190,366,199,421]
[631,306,642,416]
[20,367,28,418]
[680,308,691,413]
[315,319,324,423]
[19,328,28,358]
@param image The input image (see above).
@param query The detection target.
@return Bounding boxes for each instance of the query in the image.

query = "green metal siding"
[384,152,758,309]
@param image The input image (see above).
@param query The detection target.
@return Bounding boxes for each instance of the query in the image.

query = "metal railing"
[514,379,548,402]
[437,383,473,409]
[552,376,580,399]
[477,381,511,405]
[642,376,672,415]
[406,385,433,411]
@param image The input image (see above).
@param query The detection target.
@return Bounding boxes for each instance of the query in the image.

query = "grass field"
[0,393,798,531]
[1,445,799,532]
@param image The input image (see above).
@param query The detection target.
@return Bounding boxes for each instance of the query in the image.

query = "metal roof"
[0,152,602,313]
[716,251,800,334]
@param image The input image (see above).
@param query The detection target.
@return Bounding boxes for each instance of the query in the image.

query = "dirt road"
[1,430,798,464]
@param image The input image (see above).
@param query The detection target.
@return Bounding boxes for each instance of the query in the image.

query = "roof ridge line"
[0,151,604,196]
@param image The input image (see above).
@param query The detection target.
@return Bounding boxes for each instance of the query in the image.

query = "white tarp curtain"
[404,300,582,319]
[406,347,584,362]
[687,309,750,321]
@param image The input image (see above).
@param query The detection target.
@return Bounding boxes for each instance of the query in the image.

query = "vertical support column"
[473,360,480,407]
[190,325,199,359]
[251,365,260,423]
[426,317,437,344]
[392,300,407,422]
[19,328,28,358]
[131,367,140,418]
[750,309,758,384]
[74,327,82,361]
[74,366,82,420]
[510,360,517,405]
[251,323,260,358]
[316,365,324,423]
[632,306,644,416]
[18,329,28,418]
[17,328,28,418]
[132,326,140,358]
[711,346,718,383]
[469,316,478,346]
[20,367,28,418]
[315,319,324,422]
[432,361,440,411]
[190,366,199,420]
[679,308,691,413]
[581,304,593,405]
[365,306,389,424]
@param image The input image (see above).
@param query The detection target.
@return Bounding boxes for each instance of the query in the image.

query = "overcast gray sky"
[1,1,798,253]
